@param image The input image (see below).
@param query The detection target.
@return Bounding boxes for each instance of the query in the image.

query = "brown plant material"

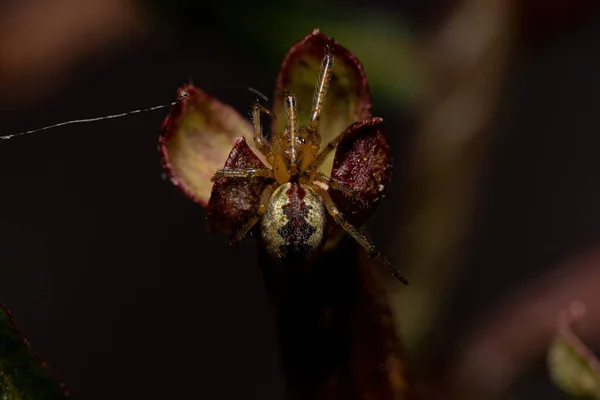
[389,0,517,349]
[260,238,410,400]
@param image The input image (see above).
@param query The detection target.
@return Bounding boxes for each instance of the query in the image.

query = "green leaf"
[548,302,600,399]
[0,304,68,399]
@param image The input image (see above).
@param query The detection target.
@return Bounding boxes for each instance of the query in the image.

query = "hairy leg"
[312,185,408,284]
[251,102,274,158]
[309,44,335,134]
[314,172,367,208]
[282,92,299,175]
[211,168,273,181]
[303,127,348,178]
[229,182,278,245]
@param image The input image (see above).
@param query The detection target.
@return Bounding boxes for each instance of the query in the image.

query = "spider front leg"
[309,43,335,133]
[304,128,347,177]
[211,168,273,181]
[229,182,278,245]
[314,172,368,208]
[252,102,275,158]
[312,185,408,284]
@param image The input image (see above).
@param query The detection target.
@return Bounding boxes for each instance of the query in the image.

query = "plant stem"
[259,237,410,400]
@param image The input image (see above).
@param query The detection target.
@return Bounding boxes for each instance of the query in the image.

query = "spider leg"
[282,92,299,175]
[312,185,408,284]
[304,130,345,175]
[211,168,273,181]
[314,172,368,208]
[229,182,278,245]
[252,102,274,158]
[309,44,335,134]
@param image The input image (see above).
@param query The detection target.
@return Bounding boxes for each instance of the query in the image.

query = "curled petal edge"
[159,84,254,207]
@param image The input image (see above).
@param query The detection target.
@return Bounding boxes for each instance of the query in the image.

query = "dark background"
[0,1,599,398]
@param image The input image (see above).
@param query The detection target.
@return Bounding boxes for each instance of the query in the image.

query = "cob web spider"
[208,43,407,284]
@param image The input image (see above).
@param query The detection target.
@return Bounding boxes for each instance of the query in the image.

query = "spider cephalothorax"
[159,29,407,283]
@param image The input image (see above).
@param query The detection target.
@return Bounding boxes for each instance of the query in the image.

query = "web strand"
[0,101,177,141]
[0,84,268,142]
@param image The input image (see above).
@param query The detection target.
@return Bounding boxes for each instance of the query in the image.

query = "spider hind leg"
[229,182,278,245]
[314,172,368,208]
[312,185,408,284]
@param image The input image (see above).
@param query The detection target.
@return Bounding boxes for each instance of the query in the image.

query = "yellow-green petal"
[160,85,255,206]
[273,29,372,175]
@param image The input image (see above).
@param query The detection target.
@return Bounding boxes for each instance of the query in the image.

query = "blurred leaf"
[548,302,600,399]
[148,0,422,108]
[388,0,516,356]
[0,304,68,399]
[266,16,421,109]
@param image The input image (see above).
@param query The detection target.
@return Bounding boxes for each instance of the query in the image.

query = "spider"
[208,44,408,284]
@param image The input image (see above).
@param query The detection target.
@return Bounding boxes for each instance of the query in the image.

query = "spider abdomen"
[261,182,326,262]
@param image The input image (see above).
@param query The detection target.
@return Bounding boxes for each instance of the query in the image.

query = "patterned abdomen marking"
[261,182,326,262]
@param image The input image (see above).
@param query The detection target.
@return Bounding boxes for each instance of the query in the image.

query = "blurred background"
[0,0,599,398]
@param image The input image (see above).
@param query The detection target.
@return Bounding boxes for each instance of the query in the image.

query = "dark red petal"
[329,117,391,226]
[274,29,372,175]
[159,84,255,207]
[207,137,271,235]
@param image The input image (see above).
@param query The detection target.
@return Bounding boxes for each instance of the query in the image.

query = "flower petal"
[274,29,372,175]
[329,117,391,226]
[159,84,254,207]
[207,137,272,235]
